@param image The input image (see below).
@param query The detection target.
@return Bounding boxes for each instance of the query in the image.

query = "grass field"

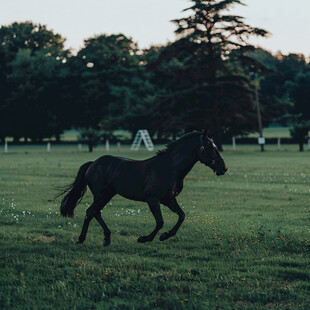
[1,145,310,309]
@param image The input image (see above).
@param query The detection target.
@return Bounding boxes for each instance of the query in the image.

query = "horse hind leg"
[94,210,112,247]
[77,203,98,244]
[77,188,115,245]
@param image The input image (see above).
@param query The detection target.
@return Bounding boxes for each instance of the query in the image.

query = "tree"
[8,47,74,142]
[149,0,269,149]
[244,48,290,125]
[289,70,310,121]
[285,58,310,151]
[72,34,154,138]
[78,128,104,152]
[0,22,68,142]
[290,120,310,152]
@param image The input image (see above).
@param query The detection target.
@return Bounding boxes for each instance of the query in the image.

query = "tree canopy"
[147,0,269,149]
[0,3,309,149]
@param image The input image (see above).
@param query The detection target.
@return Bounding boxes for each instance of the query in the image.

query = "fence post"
[77,144,82,152]
[277,137,281,151]
[117,142,121,151]
[106,139,110,151]
[232,136,236,150]
[47,142,51,152]
[4,140,8,153]
[308,138,310,151]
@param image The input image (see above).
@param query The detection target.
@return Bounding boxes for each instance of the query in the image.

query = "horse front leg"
[138,198,163,243]
[159,198,185,241]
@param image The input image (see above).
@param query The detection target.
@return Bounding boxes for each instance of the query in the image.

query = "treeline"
[0,0,309,150]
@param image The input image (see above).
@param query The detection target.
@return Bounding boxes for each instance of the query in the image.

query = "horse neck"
[171,139,199,179]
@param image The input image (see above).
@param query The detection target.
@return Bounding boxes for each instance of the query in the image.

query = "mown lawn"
[0,144,309,309]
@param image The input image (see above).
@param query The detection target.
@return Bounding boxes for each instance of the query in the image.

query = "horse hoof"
[159,232,171,241]
[137,236,151,243]
[103,239,111,247]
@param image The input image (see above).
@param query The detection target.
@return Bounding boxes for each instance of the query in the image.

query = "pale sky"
[0,0,309,56]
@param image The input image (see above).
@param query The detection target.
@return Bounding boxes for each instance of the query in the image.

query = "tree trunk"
[255,83,264,152]
[88,142,93,152]
[55,134,61,143]
[299,142,304,152]
[13,136,19,143]
[131,130,136,141]
[157,129,162,143]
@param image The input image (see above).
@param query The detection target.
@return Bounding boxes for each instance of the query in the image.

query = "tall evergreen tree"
[150,0,269,149]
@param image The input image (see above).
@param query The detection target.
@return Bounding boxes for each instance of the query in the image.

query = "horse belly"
[115,180,146,202]
[111,160,168,202]
[112,166,146,201]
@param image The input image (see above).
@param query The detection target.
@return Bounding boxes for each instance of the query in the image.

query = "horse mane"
[156,131,202,156]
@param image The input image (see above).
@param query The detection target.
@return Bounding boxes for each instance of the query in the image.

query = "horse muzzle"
[213,160,228,176]
[216,167,228,176]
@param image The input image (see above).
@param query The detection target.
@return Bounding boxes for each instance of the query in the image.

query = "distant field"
[60,127,292,141]
[3,126,293,144]
[60,129,80,141]
[1,145,310,309]
[60,126,293,141]
[246,126,291,138]
[59,129,132,142]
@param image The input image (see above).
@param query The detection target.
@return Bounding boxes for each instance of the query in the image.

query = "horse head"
[198,130,228,176]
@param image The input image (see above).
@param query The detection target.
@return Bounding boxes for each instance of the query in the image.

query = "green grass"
[1,145,310,309]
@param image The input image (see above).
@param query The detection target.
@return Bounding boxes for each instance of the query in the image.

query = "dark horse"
[59,130,227,246]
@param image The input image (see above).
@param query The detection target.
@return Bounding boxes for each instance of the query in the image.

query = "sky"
[0,0,309,56]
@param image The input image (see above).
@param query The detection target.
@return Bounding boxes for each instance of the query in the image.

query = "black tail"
[59,161,93,218]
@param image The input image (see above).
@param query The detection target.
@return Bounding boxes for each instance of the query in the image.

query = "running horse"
[59,130,227,246]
